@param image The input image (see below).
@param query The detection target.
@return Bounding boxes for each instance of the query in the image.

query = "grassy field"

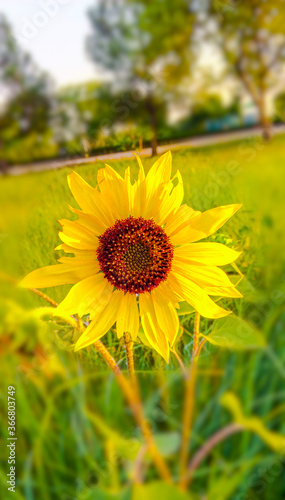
[1,135,285,499]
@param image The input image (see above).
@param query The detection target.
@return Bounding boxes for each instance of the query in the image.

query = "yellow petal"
[141,152,173,221]
[151,287,179,346]
[68,171,98,214]
[165,204,198,237]
[146,151,172,193]
[20,259,100,289]
[68,206,107,235]
[124,166,135,214]
[68,171,115,227]
[132,177,147,217]
[143,179,176,221]
[202,285,243,298]
[56,273,113,316]
[139,292,170,362]
[132,155,147,217]
[133,153,145,181]
[58,219,99,249]
[171,204,242,245]
[74,290,122,350]
[97,164,129,218]
[156,170,184,225]
[156,280,183,304]
[172,261,235,288]
[116,293,139,340]
[174,243,241,266]
[167,271,231,319]
[58,232,96,250]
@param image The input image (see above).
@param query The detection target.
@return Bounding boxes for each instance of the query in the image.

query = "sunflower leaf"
[201,315,266,350]
[153,432,180,456]
[177,301,195,316]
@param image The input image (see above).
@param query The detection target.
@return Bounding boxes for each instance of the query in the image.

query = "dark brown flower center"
[97,216,173,294]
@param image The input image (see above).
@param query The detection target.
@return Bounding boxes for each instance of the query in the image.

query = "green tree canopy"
[86,0,194,154]
[209,0,285,138]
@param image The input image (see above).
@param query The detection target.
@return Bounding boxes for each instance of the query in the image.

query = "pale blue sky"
[0,0,101,88]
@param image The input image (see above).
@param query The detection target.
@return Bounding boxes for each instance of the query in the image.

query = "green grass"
[0,135,285,499]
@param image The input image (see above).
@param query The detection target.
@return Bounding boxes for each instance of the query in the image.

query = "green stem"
[179,312,200,489]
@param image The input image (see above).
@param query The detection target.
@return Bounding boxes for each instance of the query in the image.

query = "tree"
[0,15,53,167]
[210,0,285,139]
[86,0,194,155]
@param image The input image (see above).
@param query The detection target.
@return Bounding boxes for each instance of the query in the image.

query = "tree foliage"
[0,15,53,166]
[86,0,195,154]
[209,0,285,137]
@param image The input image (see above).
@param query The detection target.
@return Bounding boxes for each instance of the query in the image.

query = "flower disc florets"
[97,216,174,294]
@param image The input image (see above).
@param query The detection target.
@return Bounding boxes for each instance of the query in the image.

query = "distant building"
[241,102,259,127]
[205,114,241,132]
[204,102,259,132]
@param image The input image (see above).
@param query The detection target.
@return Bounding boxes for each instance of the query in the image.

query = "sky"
[0,0,100,88]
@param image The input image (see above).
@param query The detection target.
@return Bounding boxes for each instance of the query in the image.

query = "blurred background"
[1,1,285,499]
[1,0,285,167]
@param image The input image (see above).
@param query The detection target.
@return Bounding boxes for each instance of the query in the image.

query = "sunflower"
[21,152,242,361]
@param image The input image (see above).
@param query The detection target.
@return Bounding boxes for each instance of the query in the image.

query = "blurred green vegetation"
[0,138,285,499]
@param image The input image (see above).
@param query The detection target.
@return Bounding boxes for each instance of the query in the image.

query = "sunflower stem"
[19,277,59,308]
[31,288,59,308]
[124,331,135,381]
[94,339,173,483]
[170,348,187,378]
[193,312,200,354]
[123,332,143,436]
[178,312,200,489]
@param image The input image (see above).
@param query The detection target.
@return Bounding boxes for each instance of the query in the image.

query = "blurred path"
[5,125,285,176]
